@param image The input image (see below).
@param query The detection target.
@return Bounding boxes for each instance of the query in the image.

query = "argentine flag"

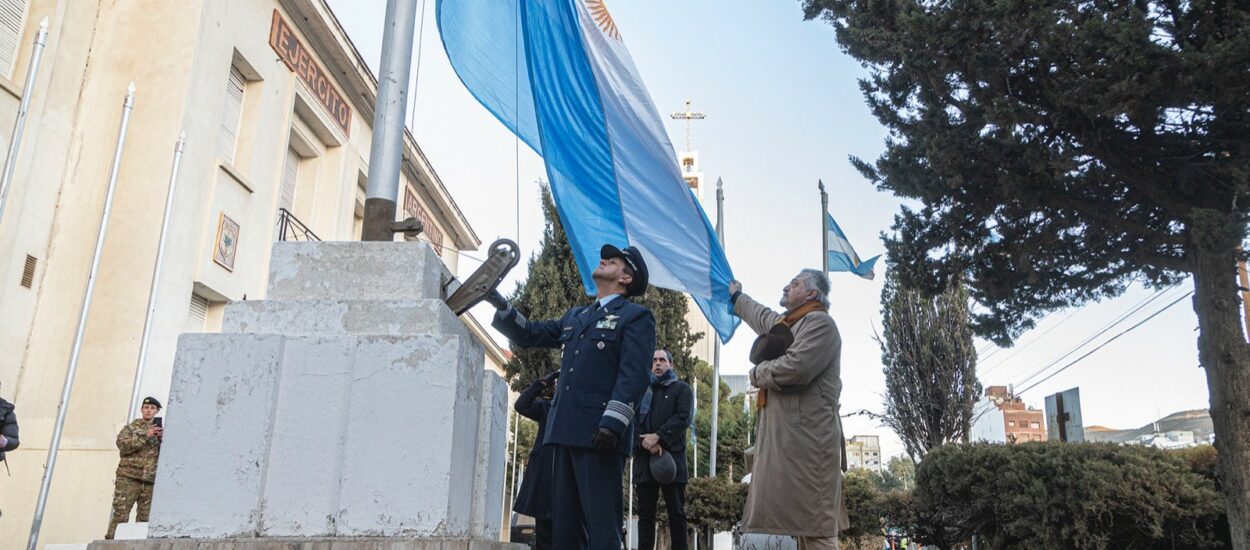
[827,213,881,280]
[438,0,740,342]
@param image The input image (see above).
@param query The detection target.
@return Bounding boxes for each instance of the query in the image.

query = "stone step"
[222,299,465,337]
[266,241,453,302]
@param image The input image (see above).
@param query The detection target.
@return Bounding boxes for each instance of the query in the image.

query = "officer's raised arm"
[488,290,567,349]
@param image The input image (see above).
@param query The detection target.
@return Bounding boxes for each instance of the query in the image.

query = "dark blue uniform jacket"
[494,296,655,456]
[513,379,554,518]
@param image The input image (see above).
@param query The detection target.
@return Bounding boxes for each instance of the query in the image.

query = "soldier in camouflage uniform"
[105,396,162,539]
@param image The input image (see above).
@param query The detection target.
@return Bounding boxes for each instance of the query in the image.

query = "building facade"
[0,0,503,544]
[971,386,1047,444]
[845,435,882,472]
[675,147,718,365]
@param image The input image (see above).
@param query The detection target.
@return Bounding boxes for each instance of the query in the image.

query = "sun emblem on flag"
[586,0,621,40]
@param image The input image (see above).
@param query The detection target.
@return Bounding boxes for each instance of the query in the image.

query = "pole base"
[361,197,398,241]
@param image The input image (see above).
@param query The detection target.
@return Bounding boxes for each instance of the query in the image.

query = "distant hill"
[1084,409,1212,444]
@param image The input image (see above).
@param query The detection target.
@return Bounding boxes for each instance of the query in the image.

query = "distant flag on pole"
[437,0,740,342]
[826,213,881,280]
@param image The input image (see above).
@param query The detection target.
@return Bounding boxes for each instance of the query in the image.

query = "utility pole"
[361,0,419,241]
[709,178,724,477]
[669,100,705,153]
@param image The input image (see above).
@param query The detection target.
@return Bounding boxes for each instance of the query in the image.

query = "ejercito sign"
[269,10,352,137]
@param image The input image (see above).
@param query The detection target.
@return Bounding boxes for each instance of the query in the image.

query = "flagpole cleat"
[444,238,520,315]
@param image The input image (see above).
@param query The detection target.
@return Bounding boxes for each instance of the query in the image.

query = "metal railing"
[275,208,320,242]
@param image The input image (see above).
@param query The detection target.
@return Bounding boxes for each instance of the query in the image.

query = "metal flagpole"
[627,460,634,549]
[0,17,49,231]
[819,180,829,274]
[691,377,698,550]
[28,83,136,550]
[510,408,520,504]
[361,0,419,241]
[128,133,186,421]
[709,178,724,477]
[691,378,698,478]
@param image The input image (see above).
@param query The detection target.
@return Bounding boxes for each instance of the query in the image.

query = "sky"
[325,0,1212,460]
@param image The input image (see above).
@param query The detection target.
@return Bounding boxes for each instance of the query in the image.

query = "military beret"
[142,396,162,409]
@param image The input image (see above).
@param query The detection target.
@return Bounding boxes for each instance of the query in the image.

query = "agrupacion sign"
[269,10,352,137]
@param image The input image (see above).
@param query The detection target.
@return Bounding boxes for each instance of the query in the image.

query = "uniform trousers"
[105,476,153,539]
[533,517,553,550]
[551,444,626,550]
[635,482,687,550]
[797,536,839,550]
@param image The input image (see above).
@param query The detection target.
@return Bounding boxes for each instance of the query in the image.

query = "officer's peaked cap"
[600,244,649,297]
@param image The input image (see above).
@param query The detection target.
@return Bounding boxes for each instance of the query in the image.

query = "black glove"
[540,370,560,387]
[484,290,510,311]
[591,427,619,451]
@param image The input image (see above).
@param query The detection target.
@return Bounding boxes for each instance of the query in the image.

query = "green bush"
[841,469,886,545]
[910,442,1228,550]
[1173,444,1219,483]
[686,476,748,533]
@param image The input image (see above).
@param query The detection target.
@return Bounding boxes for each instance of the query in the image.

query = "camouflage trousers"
[105,476,153,539]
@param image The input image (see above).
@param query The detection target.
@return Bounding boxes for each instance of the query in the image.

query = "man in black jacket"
[513,371,558,549]
[633,349,693,550]
[0,381,16,519]
[0,380,18,466]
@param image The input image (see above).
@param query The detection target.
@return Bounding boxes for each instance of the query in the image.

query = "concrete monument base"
[87,538,525,550]
[145,242,511,544]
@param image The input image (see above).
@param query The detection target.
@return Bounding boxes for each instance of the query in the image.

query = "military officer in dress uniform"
[488,244,656,550]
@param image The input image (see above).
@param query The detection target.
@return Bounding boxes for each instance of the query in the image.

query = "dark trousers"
[551,444,626,550]
[636,482,688,550]
[533,517,553,550]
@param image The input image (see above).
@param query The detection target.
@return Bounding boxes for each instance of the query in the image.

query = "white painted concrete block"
[149,241,507,541]
[222,299,462,337]
[337,334,483,536]
[266,241,451,302]
[114,521,149,539]
[471,371,509,540]
[149,333,284,538]
[259,336,355,536]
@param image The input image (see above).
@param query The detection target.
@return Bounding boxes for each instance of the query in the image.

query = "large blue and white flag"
[827,213,881,280]
[438,0,739,342]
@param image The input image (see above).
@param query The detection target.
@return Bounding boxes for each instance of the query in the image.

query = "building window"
[279,146,299,213]
[186,293,209,333]
[1031,421,1040,429]
[1008,420,1016,427]
[0,0,28,79]
[218,64,246,163]
[353,171,366,240]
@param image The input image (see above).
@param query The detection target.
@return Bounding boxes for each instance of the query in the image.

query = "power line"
[977,310,1057,364]
[980,307,1080,380]
[1009,286,1177,389]
[1015,290,1193,396]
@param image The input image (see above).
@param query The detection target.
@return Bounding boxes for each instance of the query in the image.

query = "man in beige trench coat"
[730,269,849,550]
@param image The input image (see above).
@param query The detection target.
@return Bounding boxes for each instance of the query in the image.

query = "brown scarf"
[754,301,827,409]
